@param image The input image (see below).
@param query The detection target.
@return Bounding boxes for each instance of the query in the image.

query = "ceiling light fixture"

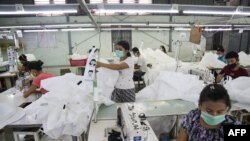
[138,28,170,31]
[101,23,147,26]
[204,28,232,31]
[61,28,95,31]
[149,23,190,27]
[23,29,59,33]
[183,10,250,16]
[0,10,77,15]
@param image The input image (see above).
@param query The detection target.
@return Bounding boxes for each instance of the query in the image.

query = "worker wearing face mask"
[215,45,227,64]
[23,60,54,98]
[131,47,147,81]
[216,51,249,83]
[96,41,135,103]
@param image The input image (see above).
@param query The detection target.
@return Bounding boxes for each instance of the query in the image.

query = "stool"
[134,75,145,91]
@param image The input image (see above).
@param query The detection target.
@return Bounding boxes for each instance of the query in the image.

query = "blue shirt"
[218,55,227,64]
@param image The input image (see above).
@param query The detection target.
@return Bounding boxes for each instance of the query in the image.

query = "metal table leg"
[4,126,15,141]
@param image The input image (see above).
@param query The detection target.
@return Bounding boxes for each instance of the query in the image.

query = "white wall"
[71,31,113,58]
[132,30,169,49]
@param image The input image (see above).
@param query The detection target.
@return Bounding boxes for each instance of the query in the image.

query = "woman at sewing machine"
[177,84,240,141]
[96,40,135,103]
[23,60,54,98]
[18,54,30,75]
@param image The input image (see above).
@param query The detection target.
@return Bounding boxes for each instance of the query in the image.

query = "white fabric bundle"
[239,51,250,66]
[137,71,204,104]
[198,52,226,69]
[25,50,119,139]
[25,74,94,139]
[69,53,87,60]
[224,77,250,104]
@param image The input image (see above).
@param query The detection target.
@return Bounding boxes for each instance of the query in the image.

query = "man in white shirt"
[131,47,147,81]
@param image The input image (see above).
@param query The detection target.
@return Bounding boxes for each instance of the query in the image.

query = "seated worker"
[18,54,30,75]
[216,45,227,64]
[216,51,249,83]
[96,40,135,103]
[177,84,240,141]
[131,47,147,81]
[160,45,167,54]
[23,60,54,98]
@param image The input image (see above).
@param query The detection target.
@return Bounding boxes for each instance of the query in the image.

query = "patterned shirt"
[181,109,240,141]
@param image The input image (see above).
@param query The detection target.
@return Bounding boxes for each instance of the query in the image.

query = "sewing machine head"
[117,103,158,141]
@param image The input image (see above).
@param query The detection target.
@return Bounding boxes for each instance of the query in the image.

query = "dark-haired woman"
[23,60,54,98]
[177,84,240,141]
[18,54,30,75]
[96,40,135,103]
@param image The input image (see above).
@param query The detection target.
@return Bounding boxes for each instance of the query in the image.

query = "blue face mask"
[200,111,226,126]
[115,50,124,58]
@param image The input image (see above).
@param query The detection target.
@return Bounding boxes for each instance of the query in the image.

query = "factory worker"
[96,40,135,103]
[215,45,227,64]
[18,54,30,75]
[177,84,240,141]
[23,60,54,98]
[160,45,167,54]
[131,47,147,81]
[216,51,249,83]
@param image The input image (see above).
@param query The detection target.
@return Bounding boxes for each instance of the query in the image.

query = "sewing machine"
[189,68,215,84]
[117,103,158,141]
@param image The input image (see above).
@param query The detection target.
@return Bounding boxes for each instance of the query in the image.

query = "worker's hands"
[216,74,224,83]
[23,91,29,98]
[96,61,102,68]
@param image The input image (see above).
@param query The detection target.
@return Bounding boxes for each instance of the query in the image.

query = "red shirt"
[219,65,249,79]
[32,72,54,94]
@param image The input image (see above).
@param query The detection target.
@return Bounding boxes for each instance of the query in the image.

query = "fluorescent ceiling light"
[101,23,147,26]
[234,24,250,27]
[61,28,95,31]
[96,9,178,14]
[44,23,93,28]
[138,28,170,31]
[0,10,77,15]
[101,28,135,31]
[0,25,41,29]
[204,28,232,31]
[174,28,191,31]
[183,10,250,16]
[0,30,11,33]
[198,24,232,27]
[149,23,190,27]
[23,29,59,33]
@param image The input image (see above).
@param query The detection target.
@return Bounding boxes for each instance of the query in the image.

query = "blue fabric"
[218,55,227,63]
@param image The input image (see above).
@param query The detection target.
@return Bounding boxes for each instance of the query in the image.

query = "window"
[34,0,65,5]
[111,30,132,52]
